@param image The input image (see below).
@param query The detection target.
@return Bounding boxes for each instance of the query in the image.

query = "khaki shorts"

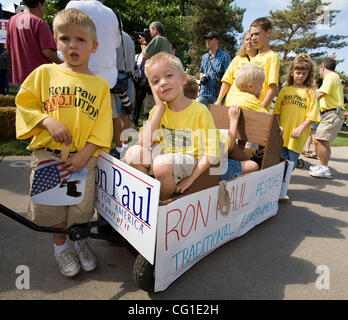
[126,144,198,184]
[27,149,97,227]
[315,109,345,142]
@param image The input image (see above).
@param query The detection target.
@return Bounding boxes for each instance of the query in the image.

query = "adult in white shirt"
[65,0,121,88]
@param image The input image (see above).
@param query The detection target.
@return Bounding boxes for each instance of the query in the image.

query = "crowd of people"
[2,0,345,279]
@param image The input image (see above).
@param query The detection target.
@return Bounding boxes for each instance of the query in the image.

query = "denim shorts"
[219,159,242,181]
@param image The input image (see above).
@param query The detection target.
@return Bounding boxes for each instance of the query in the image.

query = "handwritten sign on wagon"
[94,151,160,264]
[154,162,285,292]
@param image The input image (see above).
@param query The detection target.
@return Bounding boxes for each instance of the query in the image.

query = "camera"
[134,28,151,44]
[200,74,210,86]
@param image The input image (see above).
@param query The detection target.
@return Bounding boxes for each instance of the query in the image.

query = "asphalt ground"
[0,147,347,300]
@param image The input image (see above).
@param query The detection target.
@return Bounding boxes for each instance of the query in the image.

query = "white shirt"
[66,0,121,88]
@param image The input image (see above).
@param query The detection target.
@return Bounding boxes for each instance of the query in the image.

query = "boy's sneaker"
[309,166,332,178]
[55,249,81,278]
[309,165,321,172]
[75,241,98,272]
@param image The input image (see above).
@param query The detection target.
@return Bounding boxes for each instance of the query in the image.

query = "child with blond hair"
[15,8,113,278]
[227,63,268,114]
[273,53,320,168]
[124,52,220,200]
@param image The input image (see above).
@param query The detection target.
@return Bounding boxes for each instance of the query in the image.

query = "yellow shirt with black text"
[148,100,220,159]
[15,64,113,157]
[273,86,320,154]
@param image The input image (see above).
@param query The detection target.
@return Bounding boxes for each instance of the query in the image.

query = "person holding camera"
[198,31,231,107]
[140,21,171,115]
[110,31,135,159]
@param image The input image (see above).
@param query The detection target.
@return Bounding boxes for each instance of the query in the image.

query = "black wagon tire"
[133,254,155,293]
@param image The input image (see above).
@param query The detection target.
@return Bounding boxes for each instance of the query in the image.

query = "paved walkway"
[0,147,347,299]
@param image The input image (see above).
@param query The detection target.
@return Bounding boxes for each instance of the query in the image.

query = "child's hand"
[175,176,195,194]
[291,125,304,138]
[41,117,72,145]
[152,90,166,113]
[228,105,241,121]
[62,151,89,173]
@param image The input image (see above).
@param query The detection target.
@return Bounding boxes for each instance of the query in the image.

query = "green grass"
[1,124,348,156]
[0,138,31,156]
[330,130,348,146]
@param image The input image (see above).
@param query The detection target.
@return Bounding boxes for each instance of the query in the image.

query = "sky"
[234,0,348,73]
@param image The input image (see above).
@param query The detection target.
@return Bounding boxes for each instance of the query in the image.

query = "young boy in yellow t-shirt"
[250,17,280,111]
[15,9,113,278]
[124,52,220,200]
[228,63,268,114]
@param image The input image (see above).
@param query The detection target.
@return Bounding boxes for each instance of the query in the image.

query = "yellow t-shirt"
[250,50,280,110]
[318,72,344,112]
[226,90,268,113]
[273,86,320,154]
[221,55,250,106]
[16,64,113,157]
[148,100,220,159]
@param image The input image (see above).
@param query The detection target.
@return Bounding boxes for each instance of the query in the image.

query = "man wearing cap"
[198,31,231,107]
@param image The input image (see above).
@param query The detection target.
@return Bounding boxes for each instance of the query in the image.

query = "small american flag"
[30,159,72,197]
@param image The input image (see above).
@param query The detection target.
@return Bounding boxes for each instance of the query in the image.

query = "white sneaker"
[75,241,98,272]
[55,249,81,278]
[309,165,321,171]
[309,166,331,178]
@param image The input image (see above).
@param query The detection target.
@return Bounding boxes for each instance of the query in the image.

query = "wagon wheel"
[133,253,155,293]
[296,159,305,168]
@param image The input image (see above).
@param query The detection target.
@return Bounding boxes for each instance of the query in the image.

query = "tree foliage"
[269,0,347,84]
[184,0,245,75]
[43,0,244,73]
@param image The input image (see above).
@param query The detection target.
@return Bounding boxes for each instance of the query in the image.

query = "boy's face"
[247,78,264,99]
[55,24,98,73]
[250,26,271,50]
[147,60,186,103]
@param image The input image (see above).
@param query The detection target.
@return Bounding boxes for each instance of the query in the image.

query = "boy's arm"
[215,82,231,105]
[227,105,240,151]
[37,117,72,146]
[262,83,278,109]
[139,90,165,148]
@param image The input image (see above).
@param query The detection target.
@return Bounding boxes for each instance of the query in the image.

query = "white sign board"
[30,159,87,206]
[154,162,285,292]
[94,151,161,264]
[0,19,8,44]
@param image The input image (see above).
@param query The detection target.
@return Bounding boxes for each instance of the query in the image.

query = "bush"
[0,94,16,107]
[0,106,16,138]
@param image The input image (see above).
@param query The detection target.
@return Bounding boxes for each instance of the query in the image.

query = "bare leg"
[152,155,176,201]
[52,222,68,246]
[314,139,330,166]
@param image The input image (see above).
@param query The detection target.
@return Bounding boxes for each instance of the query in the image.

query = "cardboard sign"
[30,159,87,206]
[94,151,161,265]
[0,19,8,43]
[154,162,285,292]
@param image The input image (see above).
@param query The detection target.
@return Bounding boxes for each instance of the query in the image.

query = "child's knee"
[242,160,259,174]
[152,155,173,178]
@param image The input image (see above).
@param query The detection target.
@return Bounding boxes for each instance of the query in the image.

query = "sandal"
[303,151,312,158]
